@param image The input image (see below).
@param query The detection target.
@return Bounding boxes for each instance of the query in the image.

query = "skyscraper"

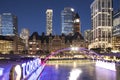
[112,10,120,51]
[61,7,75,35]
[0,13,18,36]
[46,9,53,35]
[113,10,120,36]
[90,0,113,49]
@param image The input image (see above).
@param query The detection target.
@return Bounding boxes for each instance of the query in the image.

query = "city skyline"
[0,0,119,35]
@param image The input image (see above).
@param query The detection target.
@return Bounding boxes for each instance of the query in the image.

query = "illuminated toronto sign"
[9,58,41,80]
[21,58,41,79]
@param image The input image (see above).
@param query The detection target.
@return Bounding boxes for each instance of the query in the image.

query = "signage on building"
[0,58,44,80]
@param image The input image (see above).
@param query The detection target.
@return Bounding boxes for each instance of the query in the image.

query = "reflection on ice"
[96,67,116,80]
[55,63,59,70]
[39,60,118,80]
[73,61,77,68]
[68,68,82,80]
[0,68,4,76]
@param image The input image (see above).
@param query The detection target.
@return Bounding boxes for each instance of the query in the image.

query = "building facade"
[74,13,81,33]
[112,10,120,52]
[61,7,75,35]
[84,29,92,42]
[28,32,86,54]
[90,0,113,49]
[0,36,25,54]
[113,10,120,36]
[46,9,53,35]
[0,13,25,54]
[29,32,41,54]
[0,13,18,36]
[20,28,30,50]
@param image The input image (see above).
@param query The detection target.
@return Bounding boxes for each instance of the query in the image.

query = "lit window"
[29,48,32,50]
[29,42,32,44]
[36,48,39,50]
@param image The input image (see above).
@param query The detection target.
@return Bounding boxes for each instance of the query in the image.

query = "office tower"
[112,10,120,51]
[74,13,80,33]
[113,10,120,36]
[20,28,30,50]
[0,13,18,36]
[90,0,113,49]
[61,7,75,35]
[46,9,53,35]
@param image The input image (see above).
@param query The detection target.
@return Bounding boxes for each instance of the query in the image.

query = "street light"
[71,47,79,51]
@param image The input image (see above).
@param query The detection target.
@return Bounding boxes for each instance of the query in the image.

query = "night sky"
[0,0,119,35]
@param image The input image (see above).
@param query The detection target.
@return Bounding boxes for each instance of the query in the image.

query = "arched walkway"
[43,47,102,62]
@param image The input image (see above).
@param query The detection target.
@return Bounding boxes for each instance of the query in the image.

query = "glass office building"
[0,13,18,36]
[61,7,75,35]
